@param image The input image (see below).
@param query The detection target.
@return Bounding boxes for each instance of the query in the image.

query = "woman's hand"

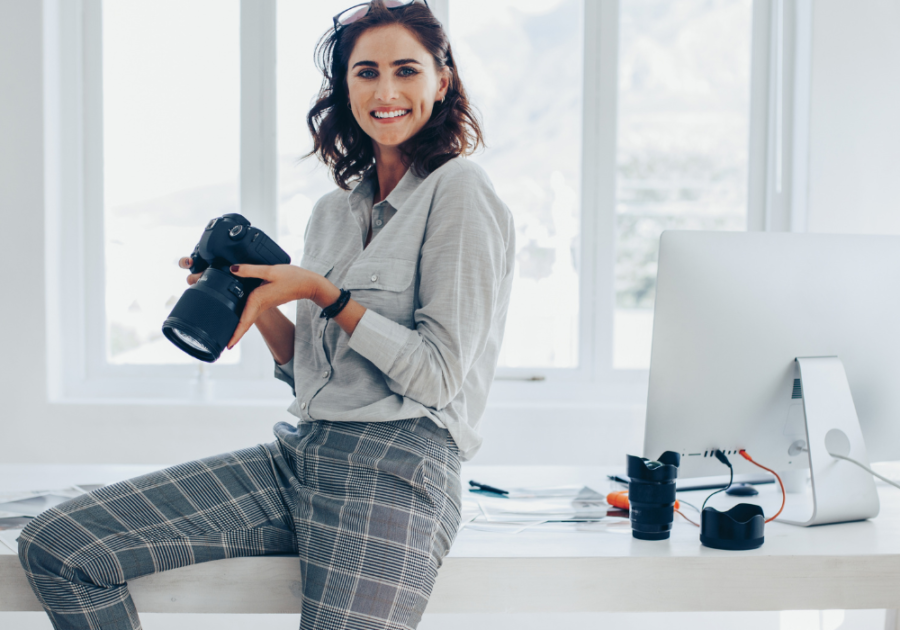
[226,263,325,350]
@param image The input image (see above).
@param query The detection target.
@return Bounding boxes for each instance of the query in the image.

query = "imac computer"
[643,231,900,526]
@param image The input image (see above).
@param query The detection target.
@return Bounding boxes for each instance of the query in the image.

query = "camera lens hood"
[626,451,681,482]
[700,503,766,550]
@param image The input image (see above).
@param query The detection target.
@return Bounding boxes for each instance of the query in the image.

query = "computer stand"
[778,356,880,526]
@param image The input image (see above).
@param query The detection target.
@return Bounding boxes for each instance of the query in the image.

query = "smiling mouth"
[371,109,411,120]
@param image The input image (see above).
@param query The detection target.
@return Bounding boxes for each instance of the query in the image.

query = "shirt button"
[375,219,383,226]
[322,370,329,378]
[371,274,378,282]
[300,402,306,409]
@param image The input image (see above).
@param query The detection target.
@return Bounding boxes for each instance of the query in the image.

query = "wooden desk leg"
[885,609,899,630]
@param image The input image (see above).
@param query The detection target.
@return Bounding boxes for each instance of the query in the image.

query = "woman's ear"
[437,68,451,101]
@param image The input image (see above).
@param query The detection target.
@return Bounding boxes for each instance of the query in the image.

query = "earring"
[347,102,352,110]
[440,96,445,104]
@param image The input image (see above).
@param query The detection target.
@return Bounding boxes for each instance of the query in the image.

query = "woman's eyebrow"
[352,58,424,69]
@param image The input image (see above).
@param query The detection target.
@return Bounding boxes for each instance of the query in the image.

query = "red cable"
[739,449,785,523]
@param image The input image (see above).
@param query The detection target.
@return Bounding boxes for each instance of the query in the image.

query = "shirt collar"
[349,163,424,213]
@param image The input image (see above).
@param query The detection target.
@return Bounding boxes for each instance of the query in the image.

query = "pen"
[607,474,630,485]
[468,480,509,496]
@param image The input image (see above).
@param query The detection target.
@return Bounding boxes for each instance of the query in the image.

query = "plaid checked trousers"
[18,418,462,630]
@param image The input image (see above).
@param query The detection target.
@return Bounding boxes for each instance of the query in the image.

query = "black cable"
[701,450,734,512]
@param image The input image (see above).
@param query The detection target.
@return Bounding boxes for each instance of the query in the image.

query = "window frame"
[45,0,811,406]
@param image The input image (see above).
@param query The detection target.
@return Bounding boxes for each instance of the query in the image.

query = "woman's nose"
[374,76,400,102]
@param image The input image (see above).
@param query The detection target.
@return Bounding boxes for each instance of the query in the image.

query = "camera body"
[188,213,289,278]
[162,213,291,363]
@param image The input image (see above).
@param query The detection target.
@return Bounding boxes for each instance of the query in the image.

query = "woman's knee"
[18,503,112,587]
[18,508,73,580]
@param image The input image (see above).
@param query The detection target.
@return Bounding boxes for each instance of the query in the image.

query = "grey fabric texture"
[18,418,462,630]
[277,157,516,461]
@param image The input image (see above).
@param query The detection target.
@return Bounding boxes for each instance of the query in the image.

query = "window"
[451,0,584,369]
[101,0,241,366]
[49,0,806,403]
[614,0,752,369]
[275,0,351,274]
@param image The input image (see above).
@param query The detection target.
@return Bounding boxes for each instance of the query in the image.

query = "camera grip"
[188,244,209,274]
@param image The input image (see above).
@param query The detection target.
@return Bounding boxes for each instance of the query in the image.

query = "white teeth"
[373,110,410,119]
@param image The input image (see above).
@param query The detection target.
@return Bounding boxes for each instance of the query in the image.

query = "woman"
[18,1,515,628]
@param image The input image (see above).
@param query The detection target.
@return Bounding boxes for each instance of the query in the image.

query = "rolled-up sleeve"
[347,165,511,410]
[273,357,295,395]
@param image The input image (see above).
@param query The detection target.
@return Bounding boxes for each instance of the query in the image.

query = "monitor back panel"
[644,231,900,477]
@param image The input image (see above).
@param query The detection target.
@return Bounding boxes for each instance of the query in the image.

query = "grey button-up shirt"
[274,156,515,461]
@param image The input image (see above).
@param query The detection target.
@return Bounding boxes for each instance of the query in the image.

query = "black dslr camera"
[162,213,290,363]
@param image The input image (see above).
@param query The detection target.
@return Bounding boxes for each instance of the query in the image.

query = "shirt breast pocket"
[343,257,417,327]
[300,252,334,279]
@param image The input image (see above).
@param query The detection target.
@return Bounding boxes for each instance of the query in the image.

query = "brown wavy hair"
[303,0,485,190]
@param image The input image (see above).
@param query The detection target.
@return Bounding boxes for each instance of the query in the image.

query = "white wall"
[806,0,900,235]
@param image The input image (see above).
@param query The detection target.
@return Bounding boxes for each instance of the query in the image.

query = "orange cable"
[739,449,785,522]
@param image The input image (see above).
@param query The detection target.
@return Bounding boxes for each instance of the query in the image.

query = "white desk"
[2,464,900,617]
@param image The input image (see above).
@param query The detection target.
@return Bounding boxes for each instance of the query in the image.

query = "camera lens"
[626,451,681,541]
[162,268,244,363]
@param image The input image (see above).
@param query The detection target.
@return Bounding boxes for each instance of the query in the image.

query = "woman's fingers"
[228,296,259,350]
[187,272,202,286]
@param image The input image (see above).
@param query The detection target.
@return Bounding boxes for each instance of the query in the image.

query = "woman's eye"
[399,67,418,77]
[358,69,376,79]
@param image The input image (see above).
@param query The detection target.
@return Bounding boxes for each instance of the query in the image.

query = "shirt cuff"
[274,357,295,394]
[347,309,415,375]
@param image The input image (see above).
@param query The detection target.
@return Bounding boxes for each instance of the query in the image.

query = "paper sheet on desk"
[0,484,105,551]
[461,485,619,532]
[0,484,105,517]
[0,529,23,552]
[497,485,580,498]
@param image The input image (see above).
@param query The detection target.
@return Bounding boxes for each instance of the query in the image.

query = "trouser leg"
[274,419,462,630]
[18,445,297,630]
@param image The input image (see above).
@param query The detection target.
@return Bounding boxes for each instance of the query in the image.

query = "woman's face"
[346,24,449,155]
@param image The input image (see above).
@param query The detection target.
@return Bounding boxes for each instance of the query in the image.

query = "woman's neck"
[372,143,409,204]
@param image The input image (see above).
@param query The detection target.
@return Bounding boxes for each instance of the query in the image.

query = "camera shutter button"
[229,225,243,238]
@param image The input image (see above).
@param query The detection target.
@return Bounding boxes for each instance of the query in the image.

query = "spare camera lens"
[627,451,681,541]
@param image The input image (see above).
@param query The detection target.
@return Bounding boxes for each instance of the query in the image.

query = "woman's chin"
[371,132,413,151]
